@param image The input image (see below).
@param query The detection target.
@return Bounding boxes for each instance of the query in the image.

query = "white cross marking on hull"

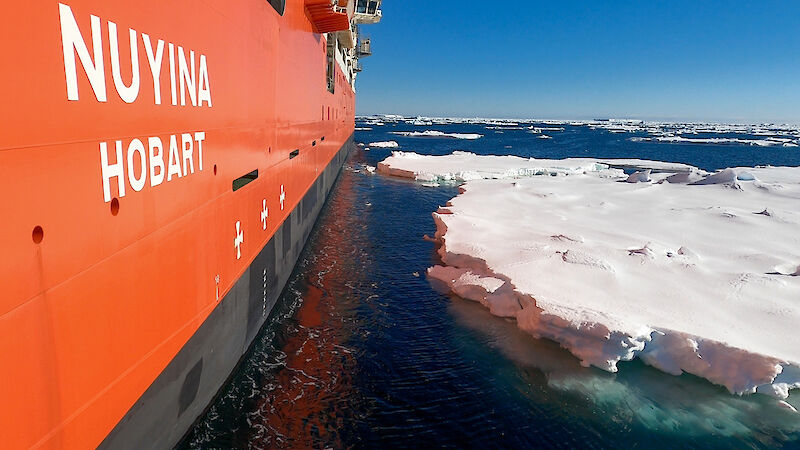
[280,185,286,210]
[234,221,244,260]
[261,199,269,230]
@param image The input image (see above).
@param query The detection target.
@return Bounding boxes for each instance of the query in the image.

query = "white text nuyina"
[58,3,212,202]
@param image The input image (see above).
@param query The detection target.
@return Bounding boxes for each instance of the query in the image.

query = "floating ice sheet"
[377,151,611,185]
[379,151,800,400]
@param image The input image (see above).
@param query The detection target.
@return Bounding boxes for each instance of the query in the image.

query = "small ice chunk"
[427,265,505,302]
[690,168,738,185]
[665,171,705,184]
[368,140,399,148]
[737,171,757,181]
[626,169,651,183]
[627,244,655,258]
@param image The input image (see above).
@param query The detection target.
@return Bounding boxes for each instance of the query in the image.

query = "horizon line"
[355,113,800,126]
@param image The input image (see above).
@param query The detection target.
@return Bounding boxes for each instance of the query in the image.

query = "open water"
[182,120,800,449]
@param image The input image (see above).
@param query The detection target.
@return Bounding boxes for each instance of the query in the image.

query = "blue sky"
[355,1,800,122]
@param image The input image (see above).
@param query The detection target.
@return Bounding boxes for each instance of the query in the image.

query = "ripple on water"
[182,146,800,449]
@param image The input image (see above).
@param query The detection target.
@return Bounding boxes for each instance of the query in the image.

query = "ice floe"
[377,151,610,185]
[390,130,483,140]
[653,136,788,147]
[379,151,800,400]
[368,140,400,148]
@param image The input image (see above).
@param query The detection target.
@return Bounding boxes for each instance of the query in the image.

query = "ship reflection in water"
[183,146,800,448]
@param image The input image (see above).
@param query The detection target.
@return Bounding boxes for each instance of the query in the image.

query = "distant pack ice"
[378,150,800,402]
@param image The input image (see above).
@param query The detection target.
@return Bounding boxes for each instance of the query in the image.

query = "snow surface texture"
[379,151,800,401]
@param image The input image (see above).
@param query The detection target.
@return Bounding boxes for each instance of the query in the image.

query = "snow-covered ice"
[390,130,483,140]
[368,140,400,148]
[594,159,698,172]
[653,136,788,147]
[377,151,611,185]
[379,151,800,400]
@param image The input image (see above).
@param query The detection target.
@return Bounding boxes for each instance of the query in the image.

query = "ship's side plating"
[0,0,380,448]
[102,137,354,449]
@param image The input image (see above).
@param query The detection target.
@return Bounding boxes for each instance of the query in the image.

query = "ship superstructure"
[0,1,381,448]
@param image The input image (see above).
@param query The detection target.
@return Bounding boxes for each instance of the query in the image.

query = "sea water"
[182,120,800,449]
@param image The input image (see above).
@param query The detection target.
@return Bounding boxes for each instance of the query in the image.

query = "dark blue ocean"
[182,120,800,449]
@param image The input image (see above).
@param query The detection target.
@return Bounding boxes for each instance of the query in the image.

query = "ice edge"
[427,216,800,400]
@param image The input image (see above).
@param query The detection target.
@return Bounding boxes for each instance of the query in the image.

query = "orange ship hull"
[0,1,360,447]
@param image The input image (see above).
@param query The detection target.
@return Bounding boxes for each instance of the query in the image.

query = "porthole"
[32,226,44,244]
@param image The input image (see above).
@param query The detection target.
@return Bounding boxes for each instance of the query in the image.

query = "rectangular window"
[232,170,258,191]
[368,0,378,14]
[356,0,380,15]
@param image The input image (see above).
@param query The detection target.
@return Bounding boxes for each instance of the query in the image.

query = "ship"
[0,0,382,447]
